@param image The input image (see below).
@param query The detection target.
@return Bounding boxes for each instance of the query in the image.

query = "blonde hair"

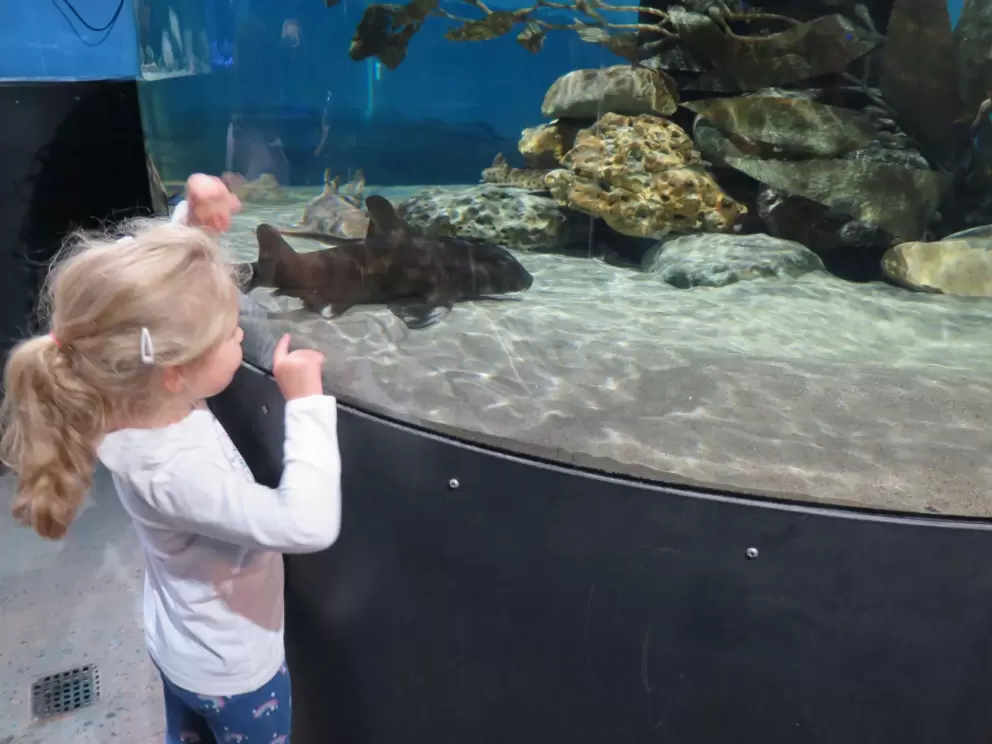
[0,220,241,539]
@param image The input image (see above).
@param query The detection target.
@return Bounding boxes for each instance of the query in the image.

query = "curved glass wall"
[136,0,992,517]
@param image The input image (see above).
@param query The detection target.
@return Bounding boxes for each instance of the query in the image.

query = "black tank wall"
[210,363,992,744]
[0,80,153,367]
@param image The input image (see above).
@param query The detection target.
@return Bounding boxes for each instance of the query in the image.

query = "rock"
[397,184,571,251]
[684,96,878,158]
[686,87,936,260]
[757,187,891,249]
[695,117,946,243]
[545,112,746,238]
[481,153,551,191]
[680,0,743,12]
[748,87,819,102]
[643,233,826,288]
[881,238,992,296]
[881,0,964,168]
[945,225,992,240]
[842,142,931,170]
[541,65,679,119]
[714,0,890,26]
[666,11,878,92]
[518,120,585,168]
[955,0,992,113]
[226,173,289,203]
[742,158,944,243]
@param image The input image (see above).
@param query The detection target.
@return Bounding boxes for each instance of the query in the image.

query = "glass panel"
[138,0,992,517]
[0,1,139,82]
[134,0,213,81]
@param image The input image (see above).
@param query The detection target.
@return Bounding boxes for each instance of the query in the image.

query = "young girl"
[0,174,340,744]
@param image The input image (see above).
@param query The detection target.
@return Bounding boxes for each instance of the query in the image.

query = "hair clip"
[140,327,155,365]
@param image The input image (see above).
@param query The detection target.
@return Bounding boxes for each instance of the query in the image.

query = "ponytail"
[0,333,108,539]
[0,218,239,540]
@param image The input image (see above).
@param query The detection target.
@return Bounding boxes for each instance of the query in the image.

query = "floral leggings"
[160,662,292,744]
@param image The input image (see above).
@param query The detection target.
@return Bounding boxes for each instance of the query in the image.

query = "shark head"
[463,241,534,295]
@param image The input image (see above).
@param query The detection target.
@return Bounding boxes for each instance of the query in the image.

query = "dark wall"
[210,364,992,744]
[0,80,153,363]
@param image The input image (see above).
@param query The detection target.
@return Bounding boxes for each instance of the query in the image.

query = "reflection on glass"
[137,0,992,517]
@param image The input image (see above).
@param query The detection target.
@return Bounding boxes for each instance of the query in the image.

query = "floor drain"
[30,665,100,720]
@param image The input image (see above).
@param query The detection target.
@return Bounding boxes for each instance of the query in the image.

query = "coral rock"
[481,153,552,191]
[397,184,571,251]
[546,112,746,238]
[541,65,679,119]
[518,119,584,167]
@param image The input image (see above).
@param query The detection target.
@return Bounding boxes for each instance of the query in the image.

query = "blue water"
[215,0,632,137]
[135,0,639,184]
[0,0,972,85]
[0,0,139,81]
[29,0,969,184]
[949,0,964,26]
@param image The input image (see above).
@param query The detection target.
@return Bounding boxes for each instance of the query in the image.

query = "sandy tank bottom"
[218,185,992,518]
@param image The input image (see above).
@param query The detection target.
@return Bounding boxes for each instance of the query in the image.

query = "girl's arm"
[167,175,332,551]
[175,173,242,232]
[148,394,342,553]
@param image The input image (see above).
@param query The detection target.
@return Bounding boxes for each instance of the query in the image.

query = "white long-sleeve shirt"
[97,395,341,696]
[96,197,341,696]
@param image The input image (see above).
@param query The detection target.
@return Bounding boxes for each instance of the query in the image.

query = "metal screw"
[745,547,759,559]
[448,478,460,490]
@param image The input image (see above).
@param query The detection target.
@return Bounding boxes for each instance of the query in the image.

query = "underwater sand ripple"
[224,193,992,517]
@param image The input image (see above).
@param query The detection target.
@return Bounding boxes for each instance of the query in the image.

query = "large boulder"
[689,91,946,252]
[541,65,679,119]
[643,232,826,288]
[397,185,572,251]
[881,235,992,297]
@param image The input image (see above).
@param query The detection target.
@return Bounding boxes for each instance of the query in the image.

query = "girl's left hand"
[185,173,242,234]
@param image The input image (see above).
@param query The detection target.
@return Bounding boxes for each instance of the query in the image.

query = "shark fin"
[388,300,453,329]
[365,195,412,240]
[254,224,296,285]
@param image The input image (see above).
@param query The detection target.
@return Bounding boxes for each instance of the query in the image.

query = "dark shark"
[242,195,534,329]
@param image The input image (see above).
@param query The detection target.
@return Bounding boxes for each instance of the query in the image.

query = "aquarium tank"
[135,0,992,517]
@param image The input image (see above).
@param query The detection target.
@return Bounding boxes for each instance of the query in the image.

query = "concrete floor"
[0,467,164,743]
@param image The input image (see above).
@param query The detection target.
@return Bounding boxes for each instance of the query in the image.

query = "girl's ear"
[161,365,185,395]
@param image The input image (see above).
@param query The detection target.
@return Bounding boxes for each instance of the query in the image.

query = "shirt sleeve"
[149,395,343,553]
[170,199,190,225]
